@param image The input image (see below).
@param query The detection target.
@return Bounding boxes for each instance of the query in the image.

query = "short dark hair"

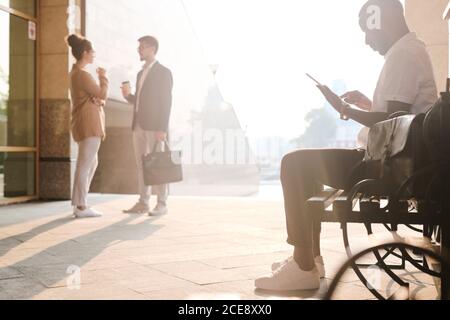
[359,0,405,25]
[138,36,159,54]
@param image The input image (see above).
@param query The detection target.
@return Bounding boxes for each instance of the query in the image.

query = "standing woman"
[66,34,108,218]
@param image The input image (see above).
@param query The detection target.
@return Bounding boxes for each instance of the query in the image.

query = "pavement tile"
[0,266,24,280]
[0,277,47,299]
[199,252,290,269]
[0,194,439,300]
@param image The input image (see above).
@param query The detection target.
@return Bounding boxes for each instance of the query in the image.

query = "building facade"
[0,0,260,206]
[0,0,38,205]
[0,0,449,205]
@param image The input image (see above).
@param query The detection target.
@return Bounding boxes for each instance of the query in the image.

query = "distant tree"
[292,107,337,148]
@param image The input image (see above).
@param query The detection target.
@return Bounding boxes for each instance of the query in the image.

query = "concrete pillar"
[38,0,82,200]
[405,0,449,92]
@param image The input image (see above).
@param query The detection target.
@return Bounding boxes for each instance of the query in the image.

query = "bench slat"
[333,193,359,219]
[307,189,344,216]
[307,190,441,225]
[312,210,440,224]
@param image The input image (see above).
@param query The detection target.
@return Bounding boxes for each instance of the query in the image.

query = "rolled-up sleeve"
[380,50,421,105]
[80,71,109,100]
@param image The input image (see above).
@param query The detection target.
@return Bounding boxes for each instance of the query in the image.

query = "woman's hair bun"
[66,34,93,61]
[67,34,82,48]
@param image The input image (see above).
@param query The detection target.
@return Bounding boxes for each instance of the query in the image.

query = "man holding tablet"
[255,0,437,291]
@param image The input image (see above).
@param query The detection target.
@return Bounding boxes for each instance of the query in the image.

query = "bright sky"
[0,0,405,140]
[183,0,390,139]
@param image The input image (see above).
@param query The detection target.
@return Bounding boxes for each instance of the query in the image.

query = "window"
[0,0,36,17]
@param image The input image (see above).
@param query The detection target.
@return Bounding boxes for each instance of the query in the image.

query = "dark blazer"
[126,61,173,132]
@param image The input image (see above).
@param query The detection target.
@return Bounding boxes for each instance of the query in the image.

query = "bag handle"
[380,118,400,178]
[151,139,171,154]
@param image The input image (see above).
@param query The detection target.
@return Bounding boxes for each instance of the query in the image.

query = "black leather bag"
[423,88,450,161]
[142,141,183,186]
[363,114,430,197]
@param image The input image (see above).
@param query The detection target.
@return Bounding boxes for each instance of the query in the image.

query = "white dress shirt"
[357,32,438,148]
[136,60,158,113]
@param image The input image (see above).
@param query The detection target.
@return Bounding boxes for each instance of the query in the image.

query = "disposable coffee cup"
[122,81,132,97]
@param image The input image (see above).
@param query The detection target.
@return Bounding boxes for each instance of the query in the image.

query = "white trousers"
[133,126,168,206]
[72,137,101,207]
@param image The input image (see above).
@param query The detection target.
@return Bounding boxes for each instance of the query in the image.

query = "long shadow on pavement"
[0,214,163,299]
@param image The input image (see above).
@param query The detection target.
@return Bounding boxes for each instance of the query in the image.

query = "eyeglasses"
[138,45,151,51]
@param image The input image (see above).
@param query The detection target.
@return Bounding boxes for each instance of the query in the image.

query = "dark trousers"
[280,149,365,247]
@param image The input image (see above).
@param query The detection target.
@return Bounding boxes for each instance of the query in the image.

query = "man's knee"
[280,150,307,181]
[280,153,293,177]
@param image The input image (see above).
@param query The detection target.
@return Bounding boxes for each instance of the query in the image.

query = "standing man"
[121,36,174,216]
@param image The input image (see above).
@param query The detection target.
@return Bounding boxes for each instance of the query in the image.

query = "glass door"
[0,1,38,204]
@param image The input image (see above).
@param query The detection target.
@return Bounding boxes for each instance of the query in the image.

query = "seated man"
[255,0,438,291]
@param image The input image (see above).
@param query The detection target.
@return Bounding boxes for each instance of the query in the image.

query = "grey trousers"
[133,125,168,206]
[72,137,101,207]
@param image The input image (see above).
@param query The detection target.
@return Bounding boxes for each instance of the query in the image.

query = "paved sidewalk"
[0,195,438,300]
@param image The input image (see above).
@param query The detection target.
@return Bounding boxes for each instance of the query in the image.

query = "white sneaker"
[149,204,168,216]
[90,208,104,216]
[255,259,320,291]
[74,207,103,218]
[271,256,293,271]
[272,256,326,278]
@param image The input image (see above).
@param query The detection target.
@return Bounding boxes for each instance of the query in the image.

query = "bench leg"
[439,179,450,300]
[355,246,406,270]
[341,223,408,300]
[441,208,450,299]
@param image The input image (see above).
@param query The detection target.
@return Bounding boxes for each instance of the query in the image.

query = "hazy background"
[181,0,406,181]
[0,0,407,198]
[183,0,389,139]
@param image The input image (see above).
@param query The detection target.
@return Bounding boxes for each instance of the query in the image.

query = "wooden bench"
[306,172,449,300]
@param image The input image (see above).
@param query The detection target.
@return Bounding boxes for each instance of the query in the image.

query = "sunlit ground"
[0,191,439,300]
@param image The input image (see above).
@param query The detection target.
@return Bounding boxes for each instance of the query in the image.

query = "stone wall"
[38,0,81,200]
[405,0,449,92]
